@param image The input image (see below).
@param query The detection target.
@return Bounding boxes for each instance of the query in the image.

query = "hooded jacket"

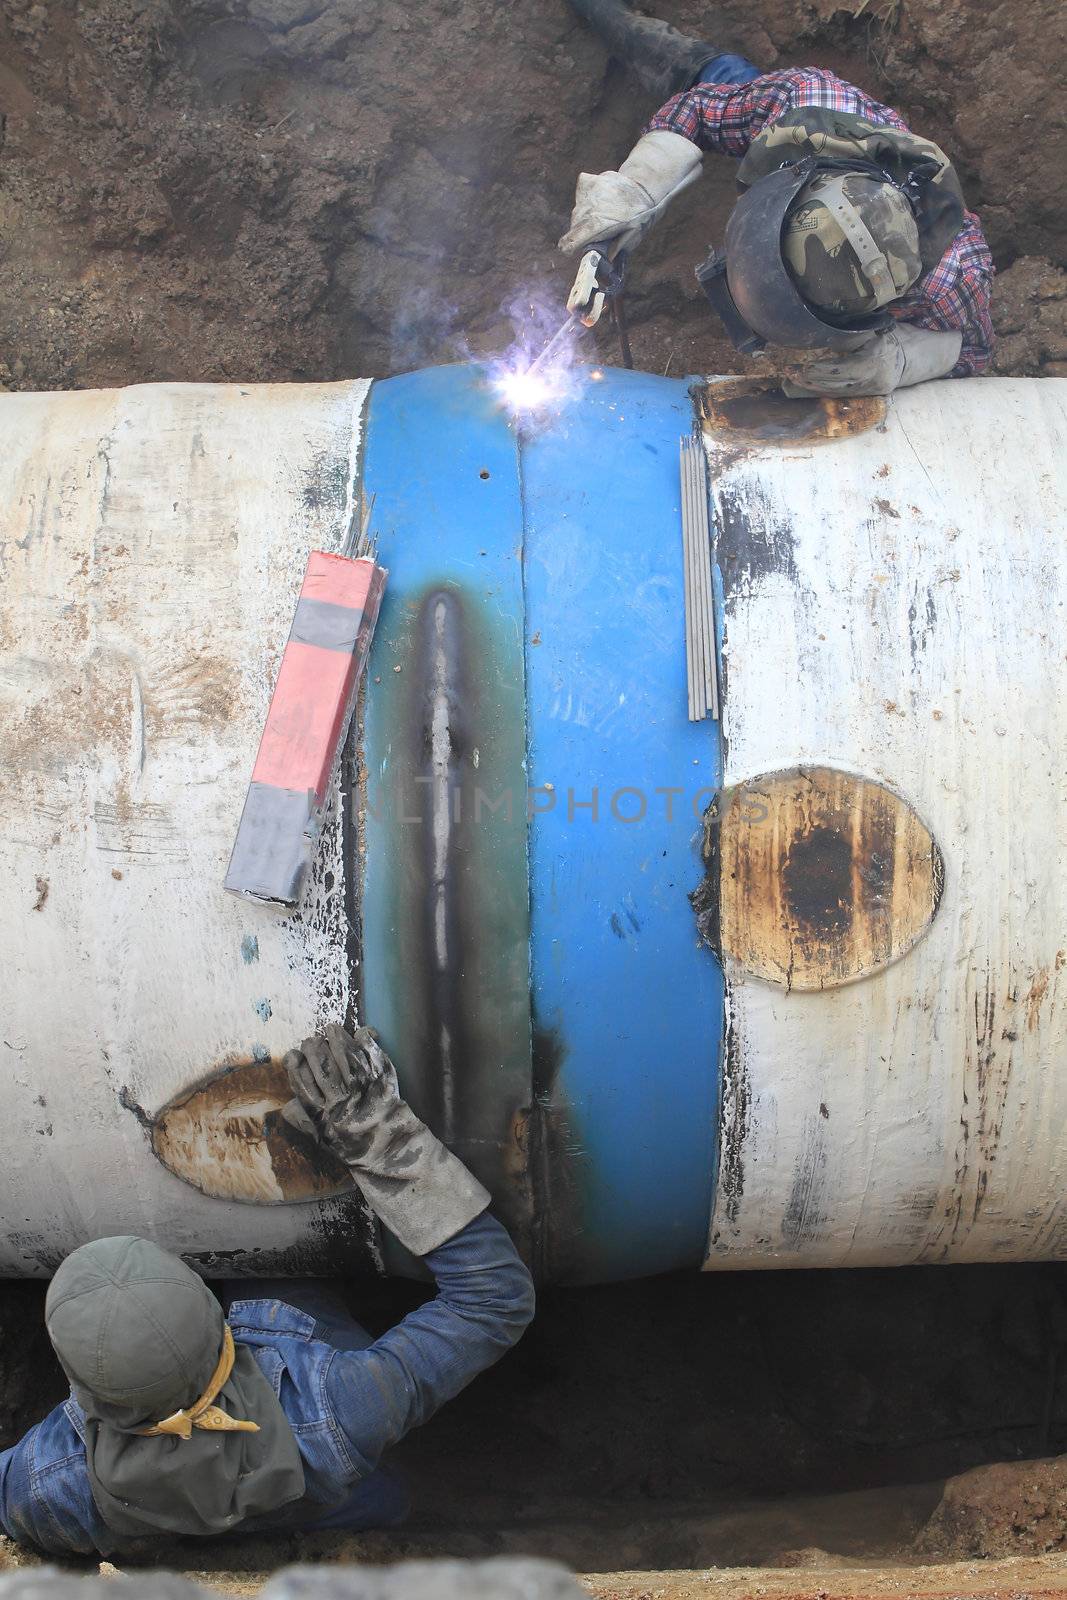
[0,1213,534,1555]
[44,1236,306,1539]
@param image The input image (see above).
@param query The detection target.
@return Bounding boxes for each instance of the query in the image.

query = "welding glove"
[558,129,702,256]
[779,324,963,398]
[283,1023,489,1256]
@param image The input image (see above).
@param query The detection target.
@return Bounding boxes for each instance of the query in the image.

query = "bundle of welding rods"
[679,435,720,722]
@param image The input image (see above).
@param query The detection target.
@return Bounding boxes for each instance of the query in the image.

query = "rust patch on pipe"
[921,952,1067,1262]
[695,376,885,450]
[150,1058,353,1204]
[700,765,944,991]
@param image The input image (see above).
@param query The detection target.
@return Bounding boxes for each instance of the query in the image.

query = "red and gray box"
[224,551,387,906]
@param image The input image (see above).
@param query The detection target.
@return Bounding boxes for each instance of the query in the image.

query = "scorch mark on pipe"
[712,479,798,596]
[430,592,457,1139]
[696,375,885,457]
[697,766,944,991]
[920,959,1049,1260]
[406,587,476,1148]
[710,987,751,1238]
[147,1058,354,1205]
[512,1022,586,1284]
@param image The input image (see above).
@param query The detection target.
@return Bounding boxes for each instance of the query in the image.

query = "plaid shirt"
[649,68,994,375]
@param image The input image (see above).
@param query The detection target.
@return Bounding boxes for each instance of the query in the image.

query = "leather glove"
[558,129,702,256]
[283,1024,490,1256]
[780,324,964,398]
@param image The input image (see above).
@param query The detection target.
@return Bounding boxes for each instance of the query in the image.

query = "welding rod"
[681,437,703,720]
[343,490,376,561]
[686,439,707,721]
[689,439,712,717]
[680,439,699,720]
[679,436,720,722]
[527,314,579,376]
[697,442,721,720]
[698,476,715,715]
[692,442,720,720]
[687,444,705,719]
[687,438,697,713]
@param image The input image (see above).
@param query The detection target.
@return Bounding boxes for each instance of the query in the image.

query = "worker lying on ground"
[0,1026,535,1555]
[560,0,993,396]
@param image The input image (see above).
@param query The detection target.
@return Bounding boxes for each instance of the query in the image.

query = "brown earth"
[988,257,1067,377]
[0,0,1065,392]
[4,1261,1067,1581]
[915,1458,1067,1561]
[583,1553,1067,1600]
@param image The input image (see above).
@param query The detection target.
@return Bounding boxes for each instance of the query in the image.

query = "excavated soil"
[5,1261,1067,1583]
[0,0,1065,390]
[3,0,1067,1591]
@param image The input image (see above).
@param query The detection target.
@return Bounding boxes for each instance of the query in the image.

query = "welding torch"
[528,243,632,376]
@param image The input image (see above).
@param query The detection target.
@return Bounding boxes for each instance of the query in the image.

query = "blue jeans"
[695,52,761,85]
[221,1278,410,1531]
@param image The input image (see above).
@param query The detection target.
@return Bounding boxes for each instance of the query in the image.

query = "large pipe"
[1,366,1064,1282]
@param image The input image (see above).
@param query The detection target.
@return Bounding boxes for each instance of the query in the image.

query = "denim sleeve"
[0,1445,16,1540]
[0,1413,108,1556]
[0,1434,49,1549]
[324,1211,535,1477]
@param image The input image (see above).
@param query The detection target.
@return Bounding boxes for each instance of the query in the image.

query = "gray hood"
[46,1236,305,1540]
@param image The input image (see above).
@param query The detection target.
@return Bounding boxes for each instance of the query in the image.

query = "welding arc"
[679,437,719,722]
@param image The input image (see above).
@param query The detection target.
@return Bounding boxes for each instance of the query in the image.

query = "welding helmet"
[696,157,922,354]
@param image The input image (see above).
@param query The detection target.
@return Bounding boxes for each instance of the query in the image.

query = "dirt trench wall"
[721,0,1067,269]
[0,0,1064,392]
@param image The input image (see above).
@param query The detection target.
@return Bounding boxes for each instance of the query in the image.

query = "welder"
[0,1026,535,1555]
[560,0,994,395]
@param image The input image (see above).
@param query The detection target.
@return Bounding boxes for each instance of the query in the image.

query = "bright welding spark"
[493,364,558,412]
[487,345,591,418]
[482,289,591,419]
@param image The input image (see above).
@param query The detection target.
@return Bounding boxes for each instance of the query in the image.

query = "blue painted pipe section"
[520,369,724,1281]
[359,363,724,1283]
